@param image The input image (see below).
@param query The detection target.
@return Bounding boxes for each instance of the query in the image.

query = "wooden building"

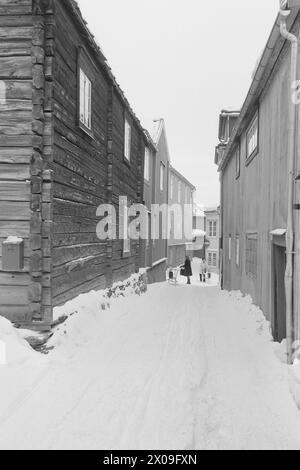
[140,131,159,280]
[168,166,195,267]
[204,208,220,274]
[0,0,147,329]
[145,119,170,282]
[215,9,300,345]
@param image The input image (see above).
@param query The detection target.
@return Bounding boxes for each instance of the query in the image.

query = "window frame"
[245,232,258,279]
[77,48,95,137]
[160,162,165,191]
[124,118,132,162]
[178,181,181,202]
[144,147,150,182]
[235,143,241,179]
[185,187,190,204]
[79,68,92,131]
[122,202,131,257]
[170,175,174,199]
[208,251,217,268]
[146,211,151,248]
[236,235,240,267]
[246,111,259,165]
[228,235,232,262]
[208,220,217,238]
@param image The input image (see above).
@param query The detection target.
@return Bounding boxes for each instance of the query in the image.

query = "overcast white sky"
[77,0,279,208]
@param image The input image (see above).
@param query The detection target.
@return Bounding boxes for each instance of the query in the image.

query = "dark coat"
[184,258,192,277]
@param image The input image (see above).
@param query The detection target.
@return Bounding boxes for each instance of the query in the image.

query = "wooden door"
[273,245,287,342]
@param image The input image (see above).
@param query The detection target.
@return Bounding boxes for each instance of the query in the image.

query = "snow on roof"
[3,236,23,244]
[270,229,286,237]
[193,202,205,217]
[220,109,240,117]
[193,229,206,238]
[151,119,164,144]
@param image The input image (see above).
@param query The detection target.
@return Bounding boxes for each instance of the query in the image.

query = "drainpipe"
[279,9,298,363]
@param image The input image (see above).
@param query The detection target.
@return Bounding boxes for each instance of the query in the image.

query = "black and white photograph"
[0,0,300,453]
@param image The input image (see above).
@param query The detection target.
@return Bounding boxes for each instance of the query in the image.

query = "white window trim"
[236,236,240,266]
[228,236,232,262]
[160,163,165,191]
[144,147,150,181]
[170,175,174,199]
[208,251,217,268]
[185,187,189,204]
[208,220,217,238]
[124,119,131,161]
[246,113,258,161]
[122,202,130,255]
[79,68,92,130]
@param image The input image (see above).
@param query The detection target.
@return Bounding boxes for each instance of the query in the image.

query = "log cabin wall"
[0,0,32,324]
[0,0,146,326]
[50,0,145,307]
[0,0,53,329]
[51,0,108,307]
[110,93,145,284]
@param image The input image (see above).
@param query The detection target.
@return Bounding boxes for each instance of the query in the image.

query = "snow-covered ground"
[0,260,300,450]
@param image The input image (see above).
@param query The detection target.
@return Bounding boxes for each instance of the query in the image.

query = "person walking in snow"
[182,256,193,285]
[200,258,209,283]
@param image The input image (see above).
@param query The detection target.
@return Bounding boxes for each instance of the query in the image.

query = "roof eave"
[218,10,299,173]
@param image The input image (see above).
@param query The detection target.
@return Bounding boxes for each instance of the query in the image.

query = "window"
[185,187,190,204]
[209,220,217,238]
[144,147,150,181]
[146,212,151,247]
[170,176,174,199]
[0,81,6,106]
[79,68,92,130]
[160,163,165,191]
[235,144,240,179]
[124,119,131,161]
[178,182,181,202]
[122,203,130,255]
[236,236,240,266]
[208,251,217,268]
[228,236,232,261]
[246,113,258,162]
[246,233,258,278]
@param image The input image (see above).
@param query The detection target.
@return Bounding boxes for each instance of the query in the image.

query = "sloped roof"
[151,118,172,162]
[170,165,196,191]
[218,8,300,171]
[64,0,146,139]
[151,119,165,145]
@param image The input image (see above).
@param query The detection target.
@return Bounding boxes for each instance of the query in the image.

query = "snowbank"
[227,291,273,340]
[290,363,300,410]
[49,272,148,353]
[0,317,38,365]
[289,342,300,410]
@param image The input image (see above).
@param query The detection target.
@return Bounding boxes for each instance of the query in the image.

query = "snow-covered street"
[1,261,300,450]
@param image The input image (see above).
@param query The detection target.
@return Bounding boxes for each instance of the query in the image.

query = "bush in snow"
[104,272,148,304]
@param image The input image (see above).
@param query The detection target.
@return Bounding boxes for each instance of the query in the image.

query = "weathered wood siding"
[110,92,144,283]
[0,0,146,325]
[0,0,54,328]
[0,2,32,323]
[50,0,108,306]
[51,0,145,306]
[142,146,156,269]
[221,32,295,323]
[153,127,169,265]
